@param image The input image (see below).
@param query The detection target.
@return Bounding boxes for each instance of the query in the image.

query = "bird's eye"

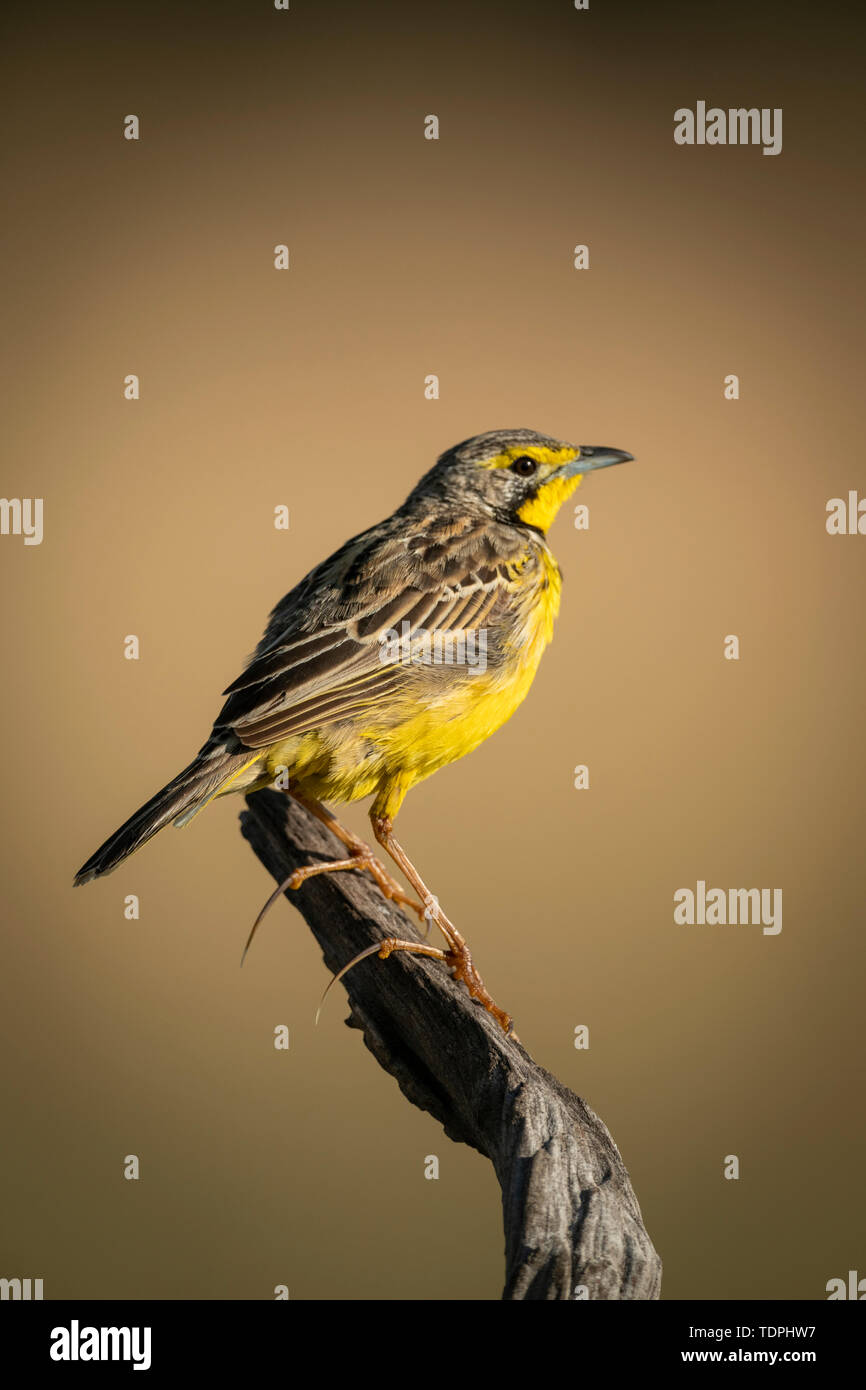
[511,455,537,477]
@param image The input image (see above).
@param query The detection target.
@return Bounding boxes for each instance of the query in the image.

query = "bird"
[74,428,632,1032]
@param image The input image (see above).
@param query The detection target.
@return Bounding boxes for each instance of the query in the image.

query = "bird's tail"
[73,743,263,885]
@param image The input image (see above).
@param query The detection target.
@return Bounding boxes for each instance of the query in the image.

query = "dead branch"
[239,789,662,1301]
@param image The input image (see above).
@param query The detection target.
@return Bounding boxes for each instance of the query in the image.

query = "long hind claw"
[241,860,336,966]
[315,937,448,1024]
[240,870,297,966]
[314,934,516,1038]
[242,854,424,967]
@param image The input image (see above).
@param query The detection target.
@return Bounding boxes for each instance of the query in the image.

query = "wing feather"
[213,514,530,751]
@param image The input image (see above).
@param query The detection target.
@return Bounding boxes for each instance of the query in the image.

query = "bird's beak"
[558,446,634,477]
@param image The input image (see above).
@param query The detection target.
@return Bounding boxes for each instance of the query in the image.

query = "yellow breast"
[266,545,564,813]
[363,546,563,790]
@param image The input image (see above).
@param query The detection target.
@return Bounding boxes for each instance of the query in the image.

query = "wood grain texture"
[240,788,662,1301]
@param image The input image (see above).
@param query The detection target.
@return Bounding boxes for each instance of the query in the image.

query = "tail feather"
[73,746,261,885]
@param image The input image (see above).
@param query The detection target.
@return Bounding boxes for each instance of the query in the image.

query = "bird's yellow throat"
[516,471,582,533]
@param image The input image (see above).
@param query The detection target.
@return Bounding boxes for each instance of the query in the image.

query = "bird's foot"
[242,840,424,969]
[315,936,449,1023]
[440,942,514,1036]
[411,893,514,1034]
[327,933,514,1036]
[368,814,516,1035]
[287,792,425,918]
[284,851,425,919]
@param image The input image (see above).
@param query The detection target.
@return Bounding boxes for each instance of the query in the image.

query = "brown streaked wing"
[215,528,526,751]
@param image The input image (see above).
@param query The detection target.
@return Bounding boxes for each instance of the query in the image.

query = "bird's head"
[407,428,633,533]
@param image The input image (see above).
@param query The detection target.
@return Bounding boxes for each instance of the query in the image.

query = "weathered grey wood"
[239,788,662,1301]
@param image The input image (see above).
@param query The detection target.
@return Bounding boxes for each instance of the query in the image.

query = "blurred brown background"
[1,0,863,1299]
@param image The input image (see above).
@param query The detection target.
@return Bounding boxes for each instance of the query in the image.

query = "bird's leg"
[369,813,514,1035]
[288,792,425,918]
[241,792,426,965]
